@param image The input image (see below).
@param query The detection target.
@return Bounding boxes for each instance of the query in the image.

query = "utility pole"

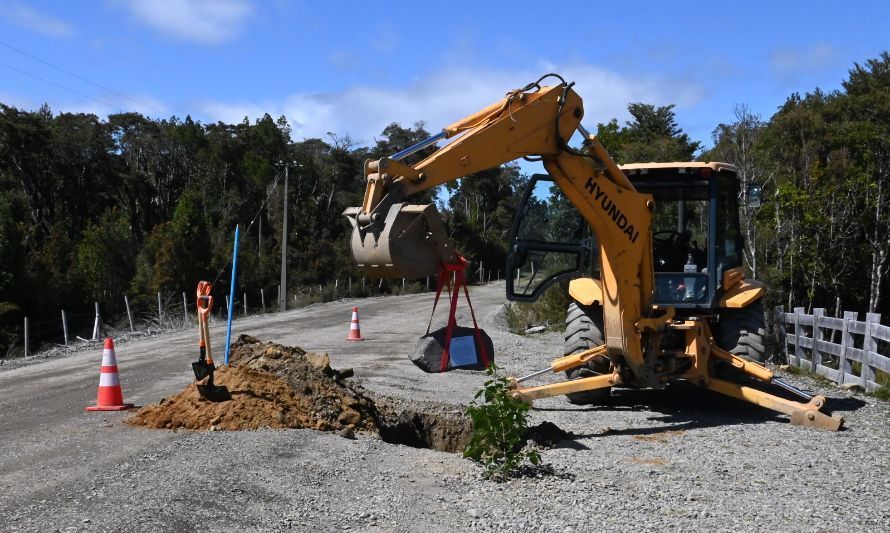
[279,163,289,312]
[278,160,300,312]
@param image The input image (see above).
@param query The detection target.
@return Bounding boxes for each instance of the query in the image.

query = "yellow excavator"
[343,74,843,430]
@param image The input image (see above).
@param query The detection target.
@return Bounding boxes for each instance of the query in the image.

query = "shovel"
[193,282,231,402]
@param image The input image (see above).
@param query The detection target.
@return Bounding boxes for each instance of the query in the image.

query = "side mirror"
[747,184,762,208]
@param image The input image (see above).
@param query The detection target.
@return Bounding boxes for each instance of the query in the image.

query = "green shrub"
[464,364,540,479]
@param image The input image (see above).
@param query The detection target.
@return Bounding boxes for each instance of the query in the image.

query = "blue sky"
[2,0,889,162]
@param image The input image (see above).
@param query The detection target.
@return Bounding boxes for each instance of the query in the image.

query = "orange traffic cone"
[86,338,134,411]
[346,306,364,341]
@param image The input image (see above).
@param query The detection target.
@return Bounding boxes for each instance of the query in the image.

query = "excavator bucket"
[343,203,454,279]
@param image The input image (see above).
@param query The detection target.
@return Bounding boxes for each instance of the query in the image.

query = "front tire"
[563,302,611,404]
[717,299,767,363]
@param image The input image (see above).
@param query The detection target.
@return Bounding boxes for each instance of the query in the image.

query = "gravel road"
[1,282,888,532]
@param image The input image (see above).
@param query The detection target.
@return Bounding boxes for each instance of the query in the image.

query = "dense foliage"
[705,52,890,318]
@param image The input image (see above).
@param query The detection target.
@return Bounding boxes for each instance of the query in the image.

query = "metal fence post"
[23,317,29,357]
[157,292,163,326]
[243,292,248,317]
[92,302,101,340]
[124,295,134,332]
[261,288,266,313]
[61,309,69,346]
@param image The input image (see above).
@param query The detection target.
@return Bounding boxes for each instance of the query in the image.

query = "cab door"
[507,174,592,302]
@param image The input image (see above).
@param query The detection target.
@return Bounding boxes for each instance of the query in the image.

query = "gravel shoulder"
[1,282,888,532]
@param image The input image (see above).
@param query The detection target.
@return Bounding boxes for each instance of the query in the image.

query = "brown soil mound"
[128,335,377,433]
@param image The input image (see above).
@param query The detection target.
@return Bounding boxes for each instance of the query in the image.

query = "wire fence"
[7,267,504,359]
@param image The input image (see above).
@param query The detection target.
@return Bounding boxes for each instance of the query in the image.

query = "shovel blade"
[192,360,214,380]
[197,384,231,402]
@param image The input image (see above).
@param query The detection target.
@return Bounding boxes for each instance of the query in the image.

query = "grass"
[503,282,571,335]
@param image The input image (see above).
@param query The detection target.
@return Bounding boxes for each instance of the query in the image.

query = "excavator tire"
[563,301,611,405]
[717,298,768,363]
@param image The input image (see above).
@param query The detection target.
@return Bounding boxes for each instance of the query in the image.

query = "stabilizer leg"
[707,378,843,431]
[511,373,616,403]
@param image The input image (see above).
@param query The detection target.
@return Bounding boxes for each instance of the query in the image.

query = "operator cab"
[507,162,744,311]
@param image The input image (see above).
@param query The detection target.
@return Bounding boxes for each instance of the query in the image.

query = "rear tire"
[717,299,767,363]
[563,302,611,404]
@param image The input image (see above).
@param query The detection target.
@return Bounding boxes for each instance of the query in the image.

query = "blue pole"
[224,224,240,364]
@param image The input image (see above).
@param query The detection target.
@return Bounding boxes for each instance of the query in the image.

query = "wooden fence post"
[863,313,880,390]
[792,307,805,367]
[839,311,856,385]
[23,317,29,357]
[124,295,134,332]
[811,308,824,372]
[774,306,785,363]
[61,309,69,346]
[92,302,101,340]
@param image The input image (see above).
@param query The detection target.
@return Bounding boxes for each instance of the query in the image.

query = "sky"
[2,0,890,168]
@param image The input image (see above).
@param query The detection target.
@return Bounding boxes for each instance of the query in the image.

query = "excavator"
[343,74,843,430]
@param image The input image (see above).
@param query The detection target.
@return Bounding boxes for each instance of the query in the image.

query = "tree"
[706,104,768,277]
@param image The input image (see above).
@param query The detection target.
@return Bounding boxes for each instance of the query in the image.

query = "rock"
[840,383,863,392]
[525,325,546,334]
[410,326,495,373]
[338,426,356,440]
[468,508,480,519]
[337,410,361,426]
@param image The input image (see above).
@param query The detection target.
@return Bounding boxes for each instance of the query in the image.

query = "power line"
[0,59,122,112]
[0,40,165,115]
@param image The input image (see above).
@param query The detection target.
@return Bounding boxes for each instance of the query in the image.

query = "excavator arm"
[344,75,657,380]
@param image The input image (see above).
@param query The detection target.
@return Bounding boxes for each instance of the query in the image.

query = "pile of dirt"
[129,335,377,433]
[128,335,475,452]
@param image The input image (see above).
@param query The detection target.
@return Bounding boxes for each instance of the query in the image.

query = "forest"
[1,52,889,356]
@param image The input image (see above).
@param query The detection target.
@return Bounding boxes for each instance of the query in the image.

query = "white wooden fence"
[775,306,890,392]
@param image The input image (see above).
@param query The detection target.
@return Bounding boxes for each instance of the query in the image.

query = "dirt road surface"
[1,283,888,532]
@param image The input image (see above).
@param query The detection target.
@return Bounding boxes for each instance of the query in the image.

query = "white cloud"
[769,43,839,76]
[0,2,74,37]
[196,63,705,146]
[118,0,253,45]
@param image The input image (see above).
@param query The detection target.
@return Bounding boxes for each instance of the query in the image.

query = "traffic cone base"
[86,338,134,411]
[347,306,364,341]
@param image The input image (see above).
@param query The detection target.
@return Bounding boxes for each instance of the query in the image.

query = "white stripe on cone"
[99,372,121,387]
[101,349,118,367]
